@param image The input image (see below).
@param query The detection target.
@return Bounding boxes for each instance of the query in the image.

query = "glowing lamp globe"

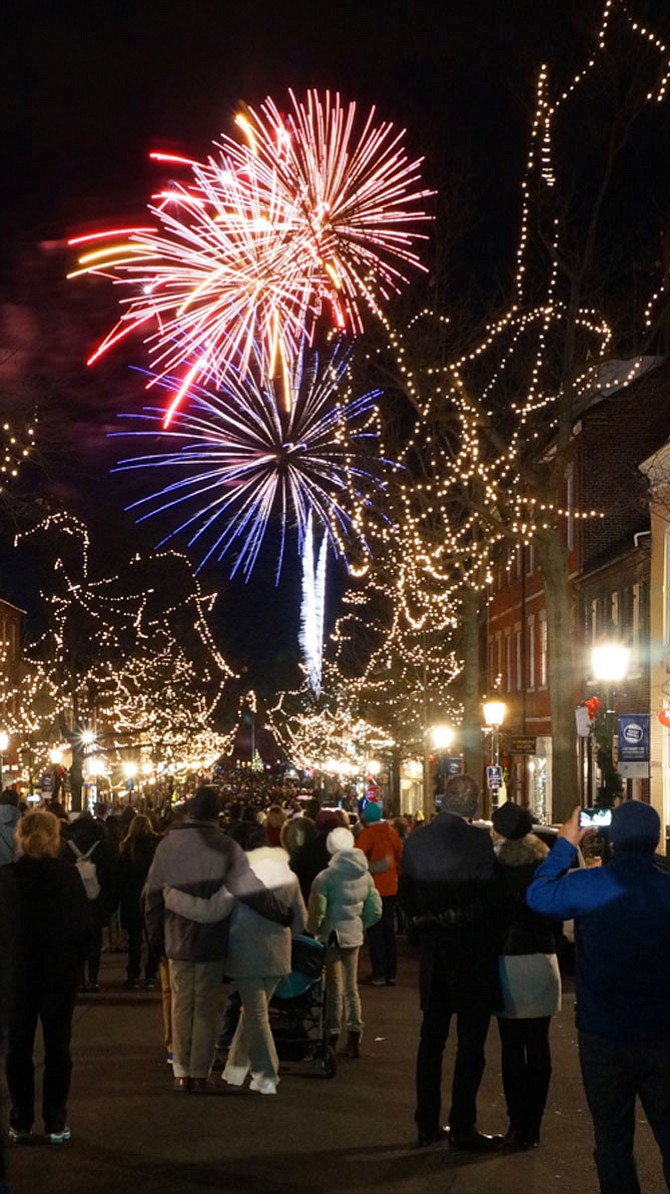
[591,643,630,683]
[483,701,506,729]
[431,724,454,751]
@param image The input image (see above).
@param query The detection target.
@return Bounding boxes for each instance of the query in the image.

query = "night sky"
[2,0,668,683]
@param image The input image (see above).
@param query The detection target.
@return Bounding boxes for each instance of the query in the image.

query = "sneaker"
[8,1127,32,1144]
[143,978,157,991]
[46,1128,72,1145]
[166,1051,174,1066]
[222,1064,248,1087]
[370,977,386,987]
[249,1076,278,1095]
[123,978,141,990]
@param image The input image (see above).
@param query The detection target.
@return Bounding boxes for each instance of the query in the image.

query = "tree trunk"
[536,529,579,823]
[458,587,484,790]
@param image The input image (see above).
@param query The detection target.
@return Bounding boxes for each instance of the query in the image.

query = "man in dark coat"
[399,774,503,1150]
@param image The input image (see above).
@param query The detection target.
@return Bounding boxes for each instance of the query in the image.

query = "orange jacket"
[356,821,403,897]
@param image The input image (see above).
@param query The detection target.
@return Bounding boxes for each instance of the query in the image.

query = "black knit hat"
[492,801,533,841]
[188,786,220,821]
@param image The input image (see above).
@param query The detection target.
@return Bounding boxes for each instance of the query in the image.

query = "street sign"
[617,714,649,763]
[511,736,537,754]
[487,764,503,790]
[445,757,463,777]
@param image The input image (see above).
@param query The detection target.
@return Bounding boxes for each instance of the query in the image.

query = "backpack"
[68,839,101,900]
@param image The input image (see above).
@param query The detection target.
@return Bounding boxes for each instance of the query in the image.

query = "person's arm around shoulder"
[164,883,234,924]
[225,838,292,926]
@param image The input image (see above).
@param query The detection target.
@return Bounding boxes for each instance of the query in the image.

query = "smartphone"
[578,807,613,830]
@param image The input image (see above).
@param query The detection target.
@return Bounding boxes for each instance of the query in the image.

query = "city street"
[4,944,668,1194]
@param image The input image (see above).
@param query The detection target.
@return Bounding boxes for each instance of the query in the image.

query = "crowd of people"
[1,776,670,1193]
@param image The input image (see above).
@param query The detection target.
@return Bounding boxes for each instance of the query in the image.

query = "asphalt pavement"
[3,943,668,1194]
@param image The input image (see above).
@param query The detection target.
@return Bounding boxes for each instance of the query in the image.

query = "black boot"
[345,1031,361,1059]
[501,1125,528,1151]
[327,1034,339,1050]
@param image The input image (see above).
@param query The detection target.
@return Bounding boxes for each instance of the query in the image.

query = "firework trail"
[112,347,382,581]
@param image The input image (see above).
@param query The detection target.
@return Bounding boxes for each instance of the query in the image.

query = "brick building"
[485,357,670,822]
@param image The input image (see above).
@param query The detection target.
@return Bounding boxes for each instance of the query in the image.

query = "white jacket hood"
[246,845,297,892]
[328,847,370,879]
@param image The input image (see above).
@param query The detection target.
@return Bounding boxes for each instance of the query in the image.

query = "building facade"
[484,358,670,826]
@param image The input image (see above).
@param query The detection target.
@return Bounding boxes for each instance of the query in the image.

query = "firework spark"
[112,347,382,580]
[69,91,431,423]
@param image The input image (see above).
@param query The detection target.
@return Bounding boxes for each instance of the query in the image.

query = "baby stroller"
[270,935,336,1078]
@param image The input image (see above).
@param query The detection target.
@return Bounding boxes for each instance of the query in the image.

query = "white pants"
[226,976,281,1083]
[168,958,222,1079]
[325,945,363,1035]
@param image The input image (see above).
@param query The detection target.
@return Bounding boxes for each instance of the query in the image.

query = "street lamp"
[0,730,9,792]
[483,701,506,761]
[49,745,64,804]
[429,724,454,806]
[591,641,630,804]
[483,700,506,809]
[591,643,630,685]
[430,724,454,752]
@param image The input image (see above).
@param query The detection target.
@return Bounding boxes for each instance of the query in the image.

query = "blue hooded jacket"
[527,833,670,1042]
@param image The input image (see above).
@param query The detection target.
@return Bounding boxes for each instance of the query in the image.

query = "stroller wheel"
[322,1046,337,1079]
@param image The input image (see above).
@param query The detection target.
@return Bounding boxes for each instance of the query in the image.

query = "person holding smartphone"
[526,800,670,1193]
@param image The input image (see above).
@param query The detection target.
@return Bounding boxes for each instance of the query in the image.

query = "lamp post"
[483,700,506,810]
[123,761,138,805]
[49,746,64,804]
[591,641,630,804]
[85,755,105,812]
[0,730,9,792]
[430,724,454,807]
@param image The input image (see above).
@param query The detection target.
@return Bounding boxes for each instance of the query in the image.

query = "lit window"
[539,614,548,688]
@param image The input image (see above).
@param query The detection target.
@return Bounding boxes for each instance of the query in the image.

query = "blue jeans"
[578,1032,670,1193]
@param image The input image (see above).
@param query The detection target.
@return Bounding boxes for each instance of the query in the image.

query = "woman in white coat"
[307,826,381,1058]
[166,822,306,1094]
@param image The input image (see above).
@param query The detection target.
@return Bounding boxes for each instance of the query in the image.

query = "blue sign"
[445,757,463,777]
[617,714,649,763]
[487,765,503,790]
